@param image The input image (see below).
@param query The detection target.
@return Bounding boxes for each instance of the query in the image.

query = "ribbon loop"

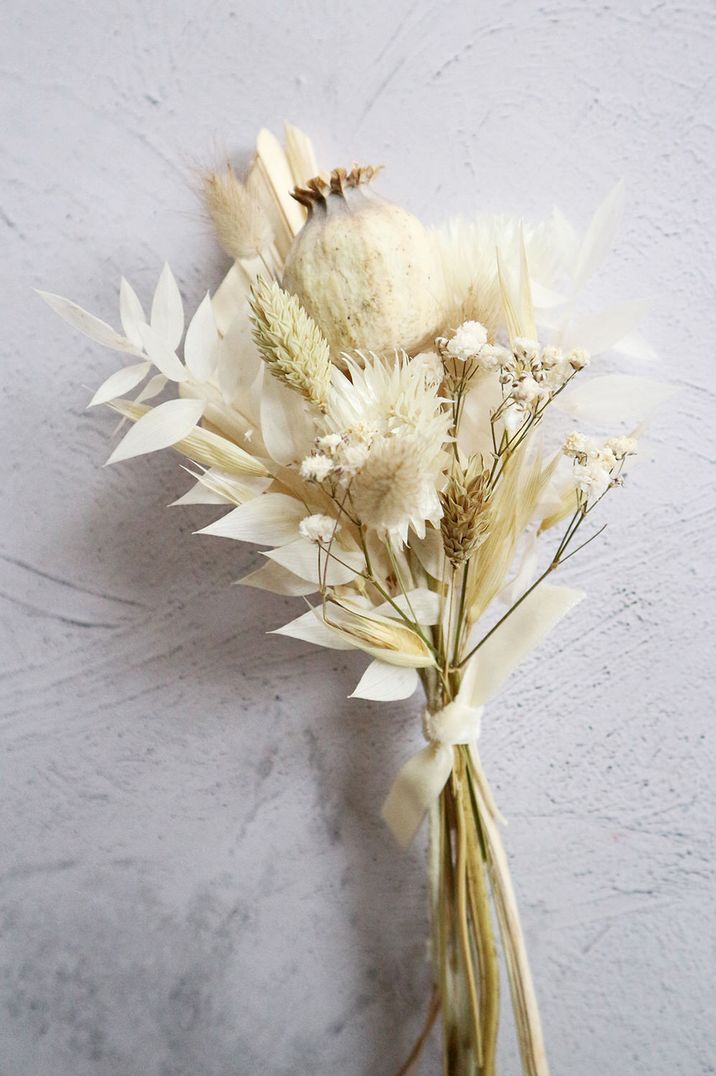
[382,701,484,848]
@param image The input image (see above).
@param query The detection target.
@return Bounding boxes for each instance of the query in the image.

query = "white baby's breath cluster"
[440,320,510,370]
[299,513,339,544]
[563,431,637,500]
[44,124,665,1076]
[503,339,589,416]
[439,321,592,434]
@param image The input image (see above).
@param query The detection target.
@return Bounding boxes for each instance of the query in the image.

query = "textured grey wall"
[2,1,714,1073]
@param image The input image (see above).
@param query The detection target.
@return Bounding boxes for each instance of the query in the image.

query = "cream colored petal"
[350,660,419,701]
[373,588,441,626]
[554,373,675,424]
[38,290,142,356]
[184,293,219,381]
[89,361,152,407]
[137,322,189,382]
[264,538,363,586]
[237,561,317,597]
[196,493,305,546]
[573,180,625,291]
[150,262,184,351]
[106,398,205,465]
[464,582,585,707]
[271,607,355,650]
[119,277,146,348]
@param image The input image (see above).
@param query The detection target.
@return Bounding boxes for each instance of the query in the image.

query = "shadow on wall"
[11,436,436,1073]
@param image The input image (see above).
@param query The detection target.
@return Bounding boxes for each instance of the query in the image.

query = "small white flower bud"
[300,454,335,481]
[299,514,339,543]
[567,348,590,370]
[606,435,637,459]
[446,320,489,361]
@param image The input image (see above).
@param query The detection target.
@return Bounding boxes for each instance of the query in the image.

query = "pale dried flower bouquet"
[42,125,669,1075]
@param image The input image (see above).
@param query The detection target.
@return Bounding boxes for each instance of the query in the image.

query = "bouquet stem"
[412,746,549,1076]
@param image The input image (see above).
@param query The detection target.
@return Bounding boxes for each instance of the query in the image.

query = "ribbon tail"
[382,744,454,849]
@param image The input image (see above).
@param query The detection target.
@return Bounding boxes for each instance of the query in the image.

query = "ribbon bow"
[380,582,586,848]
[382,698,483,848]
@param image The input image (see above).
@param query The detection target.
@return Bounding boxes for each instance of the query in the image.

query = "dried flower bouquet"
[42,125,669,1075]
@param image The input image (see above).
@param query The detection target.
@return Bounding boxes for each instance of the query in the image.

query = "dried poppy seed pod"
[282,166,442,357]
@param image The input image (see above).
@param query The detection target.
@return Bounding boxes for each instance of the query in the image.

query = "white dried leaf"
[89,361,152,407]
[134,373,167,404]
[38,291,142,355]
[555,373,675,424]
[614,331,658,361]
[573,181,625,291]
[350,660,419,701]
[237,561,318,596]
[271,607,355,650]
[150,263,184,351]
[184,293,219,382]
[211,263,250,337]
[561,300,649,356]
[216,308,261,404]
[137,322,188,382]
[464,583,585,707]
[409,526,444,580]
[196,493,305,546]
[106,398,205,465]
[373,588,441,626]
[260,371,315,465]
[119,277,146,348]
[264,538,363,586]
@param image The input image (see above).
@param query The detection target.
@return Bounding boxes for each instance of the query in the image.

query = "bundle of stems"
[405,747,547,1076]
[388,356,622,1075]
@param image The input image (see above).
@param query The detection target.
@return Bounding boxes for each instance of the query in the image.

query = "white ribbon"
[381,699,483,849]
[380,582,586,848]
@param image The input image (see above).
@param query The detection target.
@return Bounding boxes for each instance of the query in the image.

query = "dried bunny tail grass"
[109,400,270,478]
[249,277,331,407]
[203,164,273,260]
[350,435,428,534]
[440,457,491,567]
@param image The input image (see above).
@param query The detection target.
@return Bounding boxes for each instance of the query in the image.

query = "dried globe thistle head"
[203,164,273,260]
[249,277,331,408]
[282,165,442,358]
[440,457,492,567]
